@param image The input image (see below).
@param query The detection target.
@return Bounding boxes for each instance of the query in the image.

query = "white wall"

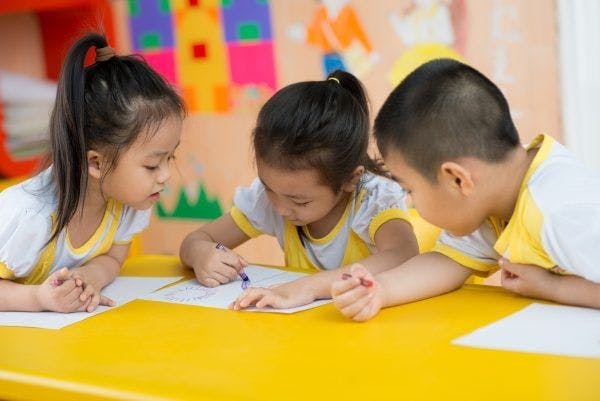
[557,0,600,172]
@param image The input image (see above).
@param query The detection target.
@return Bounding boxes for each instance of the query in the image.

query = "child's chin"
[128,201,154,211]
[448,226,479,237]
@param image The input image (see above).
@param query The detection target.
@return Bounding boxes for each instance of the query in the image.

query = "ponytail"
[326,69,389,179]
[49,33,109,242]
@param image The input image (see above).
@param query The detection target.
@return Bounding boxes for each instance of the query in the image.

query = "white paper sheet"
[140,265,331,313]
[0,276,182,330]
[452,303,600,358]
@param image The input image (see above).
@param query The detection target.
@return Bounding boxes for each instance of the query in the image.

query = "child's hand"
[192,242,248,287]
[230,280,314,310]
[499,258,558,300]
[331,264,384,322]
[71,270,115,312]
[34,268,86,313]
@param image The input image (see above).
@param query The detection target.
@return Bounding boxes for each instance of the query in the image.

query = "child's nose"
[157,166,171,184]
[273,200,292,218]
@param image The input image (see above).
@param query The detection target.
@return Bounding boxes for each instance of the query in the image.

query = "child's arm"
[0,268,85,312]
[231,219,419,310]
[180,213,251,287]
[331,252,472,321]
[69,243,128,312]
[0,280,40,311]
[500,259,600,308]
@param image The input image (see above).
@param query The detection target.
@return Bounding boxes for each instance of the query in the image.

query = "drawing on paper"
[164,285,218,303]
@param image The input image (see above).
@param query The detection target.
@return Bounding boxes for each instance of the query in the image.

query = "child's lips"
[149,192,161,200]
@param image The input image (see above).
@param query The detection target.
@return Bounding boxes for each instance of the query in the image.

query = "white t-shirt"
[0,168,150,284]
[434,134,600,283]
[231,173,410,270]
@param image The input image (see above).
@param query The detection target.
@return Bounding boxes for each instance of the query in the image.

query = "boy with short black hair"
[332,59,600,321]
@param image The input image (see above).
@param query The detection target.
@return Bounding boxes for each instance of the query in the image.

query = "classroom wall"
[0,0,561,265]
[118,0,560,264]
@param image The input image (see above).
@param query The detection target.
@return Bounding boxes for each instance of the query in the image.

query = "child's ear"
[341,165,365,192]
[87,150,104,180]
[439,161,474,196]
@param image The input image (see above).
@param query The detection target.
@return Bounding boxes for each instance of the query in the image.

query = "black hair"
[48,32,185,242]
[374,58,520,182]
[253,69,387,193]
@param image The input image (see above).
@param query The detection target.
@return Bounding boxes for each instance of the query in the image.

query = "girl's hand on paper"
[34,268,86,313]
[70,269,115,312]
[230,279,314,310]
[192,242,248,288]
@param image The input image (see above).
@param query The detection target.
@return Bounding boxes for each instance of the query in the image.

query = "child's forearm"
[0,280,41,311]
[547,274,600,308]
[180,230,213,267]
[300,247,420,301]
[377,252,472,308]
[359,243,419,276]
[76,254,121,290]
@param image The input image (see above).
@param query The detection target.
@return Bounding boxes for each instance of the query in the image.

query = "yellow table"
[0,255,598,401]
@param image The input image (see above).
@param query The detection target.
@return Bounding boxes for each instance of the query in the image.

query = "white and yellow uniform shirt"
[434,134,600,283]
[0,168,151,285]
[231,173,411,271]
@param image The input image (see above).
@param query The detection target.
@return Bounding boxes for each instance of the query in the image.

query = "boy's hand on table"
[331,264,384,322]
[499,258,558,300]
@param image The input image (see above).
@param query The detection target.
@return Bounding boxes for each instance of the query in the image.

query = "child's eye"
[294,201,310,207]
[144,165,158,171]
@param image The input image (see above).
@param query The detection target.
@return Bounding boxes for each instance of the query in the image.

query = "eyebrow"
[147,141,181,157]
[286,194,308,200]
[390,174,402,183]
[259,178,308,200]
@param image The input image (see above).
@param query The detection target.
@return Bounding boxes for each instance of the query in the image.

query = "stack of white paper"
[453,303,600,358]
[0,70,57,158]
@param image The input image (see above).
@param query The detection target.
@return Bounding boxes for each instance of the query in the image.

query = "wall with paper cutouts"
[1,0,560,267]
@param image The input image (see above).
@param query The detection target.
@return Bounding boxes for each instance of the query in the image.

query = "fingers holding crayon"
[331,264,384,322]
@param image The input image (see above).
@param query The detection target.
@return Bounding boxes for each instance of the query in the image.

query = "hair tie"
[328,77,340,84]
[95,46,116,62]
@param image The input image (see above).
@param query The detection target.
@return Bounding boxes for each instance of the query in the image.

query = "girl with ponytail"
[0,33,185,313]
[181,70,419,311]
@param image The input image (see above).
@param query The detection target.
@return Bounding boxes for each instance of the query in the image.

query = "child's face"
[384,150,487,237]
[256,159,349,227]
[98,116,183,210]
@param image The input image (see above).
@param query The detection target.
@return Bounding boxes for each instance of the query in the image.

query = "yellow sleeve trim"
[368,208,411,243]
[113,240,133,245]
[0,262,15,280]
[230,206,263,238]
[18,236,58,285]
[15,213,59,285]
[433,243,498,275]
